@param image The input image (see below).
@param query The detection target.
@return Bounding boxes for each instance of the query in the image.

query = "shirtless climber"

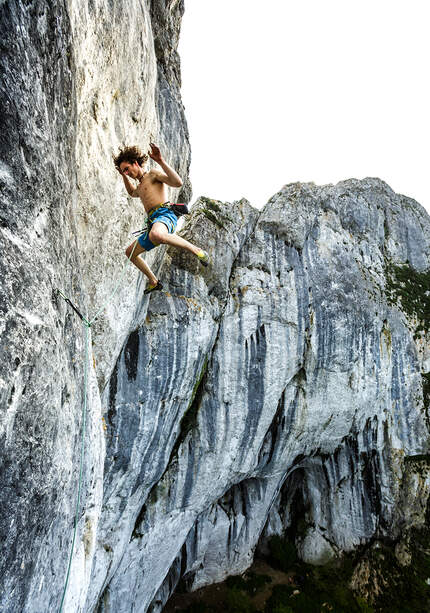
[114,143,209,294]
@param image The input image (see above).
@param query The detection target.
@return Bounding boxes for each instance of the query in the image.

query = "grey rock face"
[0,0,189,611]
[98,182,430,612]
[1,2,430,613]
[0,2,89,612]
[70,0,190,390]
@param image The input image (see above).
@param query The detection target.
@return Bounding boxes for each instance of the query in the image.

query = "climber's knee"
[149,223,168,245]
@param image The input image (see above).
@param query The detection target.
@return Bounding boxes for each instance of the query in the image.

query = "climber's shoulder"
[149,168,171,184]
[144,169,159,181]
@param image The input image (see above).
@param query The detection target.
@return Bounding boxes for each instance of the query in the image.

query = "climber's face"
[120,160,141,179]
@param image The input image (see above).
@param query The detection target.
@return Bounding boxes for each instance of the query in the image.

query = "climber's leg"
[125,239,159,285]
[149,222,210,265]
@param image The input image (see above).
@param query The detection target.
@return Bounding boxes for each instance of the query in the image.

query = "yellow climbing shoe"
[196,250,210,267]
[144,280,163,295]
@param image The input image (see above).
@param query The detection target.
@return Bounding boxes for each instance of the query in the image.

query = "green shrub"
[289,592,321,613]
[271,604,293,613]
[356,597,375,613]
[265,585,295,612]
[180,602,210,613]
[268,536,297,572]
[225,587,256,613]
[244,571,272,594]
[226,572,272,596]
[226,575,248,591]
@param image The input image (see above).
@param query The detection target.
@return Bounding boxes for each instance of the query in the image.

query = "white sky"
[178,0,429,211]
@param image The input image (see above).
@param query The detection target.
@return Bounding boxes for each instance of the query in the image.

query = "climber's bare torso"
[129,170,169,214]
[119,143,182,214]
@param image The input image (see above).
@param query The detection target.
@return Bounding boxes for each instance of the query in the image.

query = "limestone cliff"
[98,183,430,612]
[1,2,430,613]
[0,0,189,610]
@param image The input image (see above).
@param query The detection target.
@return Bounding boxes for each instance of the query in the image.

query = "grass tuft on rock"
[170,356,208,459]
[384,261,430,335]
[199,197,233,229]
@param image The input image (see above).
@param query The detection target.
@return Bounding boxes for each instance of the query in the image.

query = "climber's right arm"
[121,173,138,197]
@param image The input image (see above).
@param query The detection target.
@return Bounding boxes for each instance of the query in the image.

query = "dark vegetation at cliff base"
[165,530,430,613]
[164,537,367,613]
[353,530,430,613]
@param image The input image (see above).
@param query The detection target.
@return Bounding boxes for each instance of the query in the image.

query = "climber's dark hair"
[113,145,148,170]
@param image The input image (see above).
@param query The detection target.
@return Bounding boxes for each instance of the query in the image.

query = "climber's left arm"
[149,143,183,188]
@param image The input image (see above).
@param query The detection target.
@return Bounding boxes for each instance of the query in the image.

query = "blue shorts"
[138,207,178,251]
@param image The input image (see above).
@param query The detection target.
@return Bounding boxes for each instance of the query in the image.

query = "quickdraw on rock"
[56,289,91,327]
